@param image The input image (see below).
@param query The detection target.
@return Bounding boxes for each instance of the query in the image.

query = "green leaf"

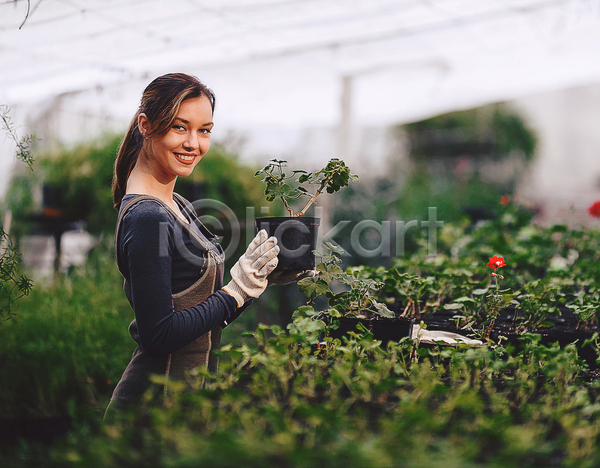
[537,321,555,328]
[373,302,395,318]
[322,241,344,255]
[318,270,336,283]
[443,303,464,310]
[291,305,317,320]
[298,278,329,300]
[454,296,473,303]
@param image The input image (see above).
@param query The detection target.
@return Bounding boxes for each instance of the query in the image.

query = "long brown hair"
[112,73,216,208]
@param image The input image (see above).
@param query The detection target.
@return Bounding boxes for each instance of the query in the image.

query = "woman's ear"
[138,113,150,137]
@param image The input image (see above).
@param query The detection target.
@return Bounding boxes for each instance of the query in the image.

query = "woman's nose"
[183,132,199,151]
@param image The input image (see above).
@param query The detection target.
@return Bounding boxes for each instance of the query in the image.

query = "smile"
[174,153,196,163]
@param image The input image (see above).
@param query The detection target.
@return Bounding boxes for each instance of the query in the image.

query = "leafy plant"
[297,242,394,318]
[351,204,600,336]
[254,158,358,217]
[0,104,36,170]
[6,322,599,467]
[0,230,33,320]
[0,245,133,416]
[516,278,568,330]
[381,270,436,319]
[1,105,35,321]
[566,282,600,330]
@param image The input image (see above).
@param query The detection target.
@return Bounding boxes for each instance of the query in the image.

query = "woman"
[107,73,280,412]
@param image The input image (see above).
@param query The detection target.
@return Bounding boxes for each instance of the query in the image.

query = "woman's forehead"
[176,96,213,123]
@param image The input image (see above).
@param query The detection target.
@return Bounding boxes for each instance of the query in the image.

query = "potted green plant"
[254,158,358,271]
[295,242,414,346]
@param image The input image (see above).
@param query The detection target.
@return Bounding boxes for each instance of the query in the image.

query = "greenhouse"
[3,1,600,466]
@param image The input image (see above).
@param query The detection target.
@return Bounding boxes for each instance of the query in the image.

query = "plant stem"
[295,175,333,217]
[0,106,35,170]
[485,274,500,340]
[494,274,499,299]
[281,196,295,216]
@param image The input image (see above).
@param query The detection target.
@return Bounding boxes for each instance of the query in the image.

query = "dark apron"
[109,194,225,408]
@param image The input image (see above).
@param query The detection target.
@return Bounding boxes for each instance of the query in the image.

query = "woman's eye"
[173,125,185,131]
[200,129,212,134]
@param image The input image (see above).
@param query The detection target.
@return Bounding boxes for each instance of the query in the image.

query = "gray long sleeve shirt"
[117,194,247,358]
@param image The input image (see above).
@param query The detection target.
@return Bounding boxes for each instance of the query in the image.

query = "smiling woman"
[112,73,216,212]
[105,73,283,415]
[135,96,214,186]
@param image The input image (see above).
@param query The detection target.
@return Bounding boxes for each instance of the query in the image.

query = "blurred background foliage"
[404,104,536,161]
[396,103,536,221]
[0,244,132,417]
[3,135,121,241]
[331,103,537,267]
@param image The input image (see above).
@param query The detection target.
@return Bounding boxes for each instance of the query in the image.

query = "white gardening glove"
[223,230,279,306]
[411,324,483,346]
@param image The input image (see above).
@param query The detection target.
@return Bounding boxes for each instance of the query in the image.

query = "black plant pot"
[329,316,372,340]
[543,328,598,370]
[488,327,599,370]
[370,317,415,347]
[255,217,320,271]
[328,316,414,347]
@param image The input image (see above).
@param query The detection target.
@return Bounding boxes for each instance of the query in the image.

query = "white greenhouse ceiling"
[2,0,600,130]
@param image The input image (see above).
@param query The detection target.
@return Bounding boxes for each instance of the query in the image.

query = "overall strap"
[172,192,225,260]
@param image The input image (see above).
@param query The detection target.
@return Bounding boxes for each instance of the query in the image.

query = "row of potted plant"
[253,158,600,363]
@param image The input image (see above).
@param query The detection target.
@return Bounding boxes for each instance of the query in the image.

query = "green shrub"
[0,246,132,417]
[5,323,599,467]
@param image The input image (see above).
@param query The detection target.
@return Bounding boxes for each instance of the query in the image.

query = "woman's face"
[139,95,214,183]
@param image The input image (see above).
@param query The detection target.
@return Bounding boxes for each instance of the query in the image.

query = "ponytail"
[112,113,143,208]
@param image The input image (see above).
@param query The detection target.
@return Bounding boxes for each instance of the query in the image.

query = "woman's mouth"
[174,153,197,164]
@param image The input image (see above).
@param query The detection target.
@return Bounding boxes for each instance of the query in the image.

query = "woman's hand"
[267,269,317,285]
[222,230,279,306]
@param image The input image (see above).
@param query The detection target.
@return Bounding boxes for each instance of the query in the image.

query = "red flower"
[500,195,510,206]
[487,255,506,270]
[588,201,600,218]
